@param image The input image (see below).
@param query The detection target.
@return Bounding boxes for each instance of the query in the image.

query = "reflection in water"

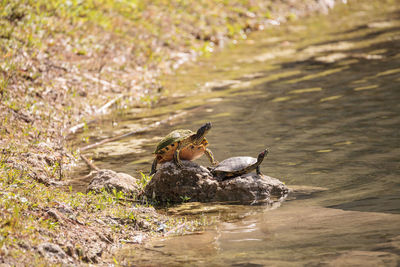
[73,0,400,265]
[120,203,400,266]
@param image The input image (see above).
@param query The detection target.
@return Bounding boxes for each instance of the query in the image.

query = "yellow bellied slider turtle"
[211,149,269,180]
[150,122,218,175]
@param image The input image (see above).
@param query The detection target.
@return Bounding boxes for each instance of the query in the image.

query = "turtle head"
[194,122,212,144]
[257,148,269,162]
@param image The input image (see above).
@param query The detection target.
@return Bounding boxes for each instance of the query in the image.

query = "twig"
[68,94,124,134]
[96,94,124,114]
[68,119,97,135]
[80,111,187,152]
[80,125,150,152]
[46,62,68,72]
[117,197,142,203]
[80,154,100,171]
[163,223,186,237]
[83,73,122,90]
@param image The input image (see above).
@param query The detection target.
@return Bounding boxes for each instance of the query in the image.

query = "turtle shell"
[154,129,210,163]
[213,156,257,173]
[154,129,194,154]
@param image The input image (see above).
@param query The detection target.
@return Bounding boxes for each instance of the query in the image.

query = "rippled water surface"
[72,1,400,265]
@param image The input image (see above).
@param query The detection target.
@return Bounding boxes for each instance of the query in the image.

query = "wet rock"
[214,173,288,203]
[144,161,288,204]
[86,169,139,196]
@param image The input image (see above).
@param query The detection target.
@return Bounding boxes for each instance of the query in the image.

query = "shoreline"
[0,1,344,265]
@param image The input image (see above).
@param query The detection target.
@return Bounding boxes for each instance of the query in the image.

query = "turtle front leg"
[256,166,263,176]
[205,148,218,166]
[173,144,184,168]
[149,158,158,176]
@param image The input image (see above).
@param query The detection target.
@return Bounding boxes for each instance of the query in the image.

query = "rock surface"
[144,161,288,204]
[144,161,218,203]
[86,169,139,196]
[37,242,73,265]
[214,173,288,203]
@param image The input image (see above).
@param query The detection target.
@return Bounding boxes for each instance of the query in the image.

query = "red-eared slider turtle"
[150,122,218,175]
[211,149,269,180]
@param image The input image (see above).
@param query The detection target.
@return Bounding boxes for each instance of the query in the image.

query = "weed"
[137,171,152,191]
[180,195,191,203]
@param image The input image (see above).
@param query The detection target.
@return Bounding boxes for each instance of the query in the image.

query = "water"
[71,0,400,265]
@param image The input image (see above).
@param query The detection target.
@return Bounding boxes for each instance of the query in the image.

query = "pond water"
[72,0,400,265]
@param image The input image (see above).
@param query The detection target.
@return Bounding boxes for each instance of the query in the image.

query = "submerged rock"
[144,161,288,204]
[86,169,139,196]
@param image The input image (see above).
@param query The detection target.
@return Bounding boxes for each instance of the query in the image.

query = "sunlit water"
[71,1,400,265]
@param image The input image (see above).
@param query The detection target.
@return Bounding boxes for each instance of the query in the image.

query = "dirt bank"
[0,0,344,265]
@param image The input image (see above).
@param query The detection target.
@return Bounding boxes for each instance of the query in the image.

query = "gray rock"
[86,169,139,196]
[82,243,103,264]
[37,242,72,264]
[144,161,218,203]
[144,161,288,204]
[214,173,288,203]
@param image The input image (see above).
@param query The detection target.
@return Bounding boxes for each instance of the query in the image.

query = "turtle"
[211,149,269,180]
[149,122,218,175]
